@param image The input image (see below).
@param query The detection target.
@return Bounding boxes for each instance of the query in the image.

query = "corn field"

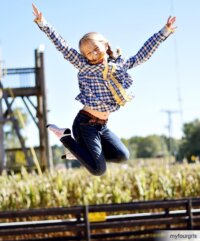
[0,159,200,211]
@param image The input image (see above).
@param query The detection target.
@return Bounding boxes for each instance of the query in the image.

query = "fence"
[0,197,200,241]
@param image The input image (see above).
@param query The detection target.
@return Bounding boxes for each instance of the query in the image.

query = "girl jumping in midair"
[32,3,176,176]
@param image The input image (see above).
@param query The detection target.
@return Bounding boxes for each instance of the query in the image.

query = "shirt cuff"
[161,25,174,38]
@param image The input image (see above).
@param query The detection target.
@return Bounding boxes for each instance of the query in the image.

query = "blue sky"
[0,0,200,145]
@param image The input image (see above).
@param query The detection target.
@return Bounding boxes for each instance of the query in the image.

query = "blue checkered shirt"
[37,20,172,112]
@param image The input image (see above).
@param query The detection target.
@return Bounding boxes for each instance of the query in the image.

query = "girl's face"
[81,39,108,65]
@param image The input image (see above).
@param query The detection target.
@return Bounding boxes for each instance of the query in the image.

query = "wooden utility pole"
[35,49,52,170]
[0,60,5,173]
[0,91,5,173]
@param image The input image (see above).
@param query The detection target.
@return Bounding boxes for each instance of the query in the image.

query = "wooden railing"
[0,198,200,241]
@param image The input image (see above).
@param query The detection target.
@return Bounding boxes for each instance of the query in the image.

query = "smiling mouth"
[89,58,103,64]
[89,52,105,64]
[89,58,104,64]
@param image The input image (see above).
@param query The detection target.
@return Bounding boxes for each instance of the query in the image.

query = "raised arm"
[32,3,86,69]
[124,16,177,70]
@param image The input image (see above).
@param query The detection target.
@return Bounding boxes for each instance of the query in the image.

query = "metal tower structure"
[0,49,52,173]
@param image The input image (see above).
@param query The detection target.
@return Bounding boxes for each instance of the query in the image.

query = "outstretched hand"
[32,3,43,23]
[166,16,177,32]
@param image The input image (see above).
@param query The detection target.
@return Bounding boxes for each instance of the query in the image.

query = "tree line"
[3,108,200,167]
[122,118,200,162]
[53,118,200,164]
[52,118,200,165]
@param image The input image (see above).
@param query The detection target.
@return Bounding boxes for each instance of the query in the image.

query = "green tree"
[122,135,169,159]
[162,135,180,156]
[179,119,200,161]
[121,137,140,159]
[137,135,168,158]
[4,107,29,167]
[4,107,29,148]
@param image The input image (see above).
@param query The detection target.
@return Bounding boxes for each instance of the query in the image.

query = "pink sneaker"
[46,124,71,139]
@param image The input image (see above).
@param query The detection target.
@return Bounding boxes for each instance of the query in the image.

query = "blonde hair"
[79,32,121,60]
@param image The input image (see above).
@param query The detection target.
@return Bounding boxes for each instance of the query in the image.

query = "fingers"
[170,16,176,24]
[32,3,40,16]
[167,16,176,25]
[167,15,171,23]
[166,15,177,31]
[32,2,43,22]
[32,3,38,13]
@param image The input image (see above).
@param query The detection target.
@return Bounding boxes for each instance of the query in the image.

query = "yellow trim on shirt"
[102,64,131,106]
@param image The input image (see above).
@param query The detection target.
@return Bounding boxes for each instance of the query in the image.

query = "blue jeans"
[60,111,129,176]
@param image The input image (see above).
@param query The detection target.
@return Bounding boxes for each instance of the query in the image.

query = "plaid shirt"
[38,21,172,112]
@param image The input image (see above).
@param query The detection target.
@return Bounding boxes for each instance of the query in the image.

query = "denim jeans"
[60,111,129,176]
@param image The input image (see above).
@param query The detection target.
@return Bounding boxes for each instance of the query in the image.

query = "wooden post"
[0,92,5,173]
[84,205,91,241]
[0,58,5,173]
[187,198,193,229]
[165,207,170,229]
[35,49,53,170]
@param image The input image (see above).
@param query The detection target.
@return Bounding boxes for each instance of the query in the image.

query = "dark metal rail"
[0,198,200,241]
